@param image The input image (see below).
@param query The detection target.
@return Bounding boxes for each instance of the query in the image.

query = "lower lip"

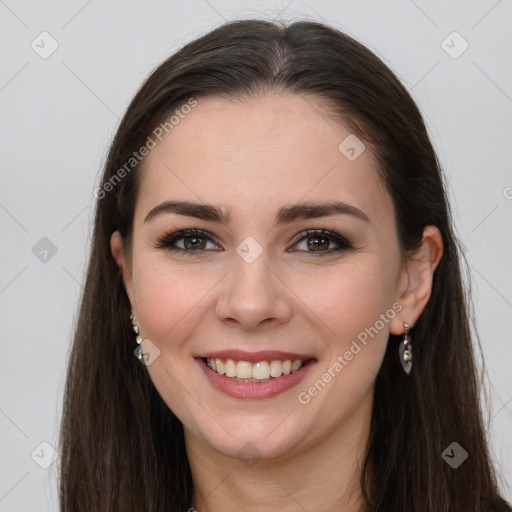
[196,358,316,399]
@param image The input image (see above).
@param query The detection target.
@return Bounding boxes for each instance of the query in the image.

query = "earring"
[130,312,143,361]
[399,322,413,375]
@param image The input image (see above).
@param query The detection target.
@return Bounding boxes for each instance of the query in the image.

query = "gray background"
[0,1,510,510]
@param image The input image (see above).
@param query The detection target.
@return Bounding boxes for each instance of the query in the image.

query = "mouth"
[194,352,317,399]
[203,357,310,382]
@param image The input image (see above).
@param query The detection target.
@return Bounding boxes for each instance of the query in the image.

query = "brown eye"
[306,234,330,251]
[290,229,353,256]
[155,229,221,254]
[182,235,207,250]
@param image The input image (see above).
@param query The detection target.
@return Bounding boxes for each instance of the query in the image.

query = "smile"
[195,353,317,399]
[205,357,307,382]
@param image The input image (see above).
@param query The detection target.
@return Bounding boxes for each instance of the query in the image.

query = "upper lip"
[195,350,315,363]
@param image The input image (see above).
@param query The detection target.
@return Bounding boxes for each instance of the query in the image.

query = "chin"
[187,410,310,463]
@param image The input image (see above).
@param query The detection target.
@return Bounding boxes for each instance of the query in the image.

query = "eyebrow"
[143,199,370,226]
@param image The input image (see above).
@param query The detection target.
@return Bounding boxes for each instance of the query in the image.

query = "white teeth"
[291,360,302,372]
[225,359,237,378]
[205,358,307,380]
[269,360,283,377]
[216,358,225,375]
[253,361,270,380]
[236,360,253,379]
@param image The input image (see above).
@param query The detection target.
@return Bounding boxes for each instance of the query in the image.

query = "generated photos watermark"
[298,301,403,405]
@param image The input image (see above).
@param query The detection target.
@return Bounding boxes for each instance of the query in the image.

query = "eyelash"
[155,228,354,257]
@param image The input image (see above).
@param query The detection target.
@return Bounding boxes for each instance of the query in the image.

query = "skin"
[111,94,443,511]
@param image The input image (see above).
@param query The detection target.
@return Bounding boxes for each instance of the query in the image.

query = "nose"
[215,250,293,331]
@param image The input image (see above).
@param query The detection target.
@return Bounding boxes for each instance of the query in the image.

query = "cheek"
[295,260,397,344]
[294,260,398,409]
[295,266,395,413]
[130,260,210,348]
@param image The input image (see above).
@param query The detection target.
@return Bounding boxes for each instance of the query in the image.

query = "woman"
[58,19,511,511]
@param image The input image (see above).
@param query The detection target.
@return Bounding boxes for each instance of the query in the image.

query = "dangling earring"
[130,312,143,361]
[399,322,413,375]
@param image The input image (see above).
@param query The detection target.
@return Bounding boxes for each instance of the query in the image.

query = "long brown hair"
[58,19,510,511]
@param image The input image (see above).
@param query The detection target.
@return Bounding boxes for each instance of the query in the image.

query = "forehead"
[134,94,393,229]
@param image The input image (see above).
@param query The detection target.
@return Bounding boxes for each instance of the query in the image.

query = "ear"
[110,230,135,306]
[389,225,443,335]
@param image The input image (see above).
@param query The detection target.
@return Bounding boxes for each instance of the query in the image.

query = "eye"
[288,229,353,256]
[155,228,353,257]
[155,229,221,254]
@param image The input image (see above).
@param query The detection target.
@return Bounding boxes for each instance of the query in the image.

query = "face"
[113,94,407,461]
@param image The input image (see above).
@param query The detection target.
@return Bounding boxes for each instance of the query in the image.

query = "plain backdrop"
[0,1,511,510]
